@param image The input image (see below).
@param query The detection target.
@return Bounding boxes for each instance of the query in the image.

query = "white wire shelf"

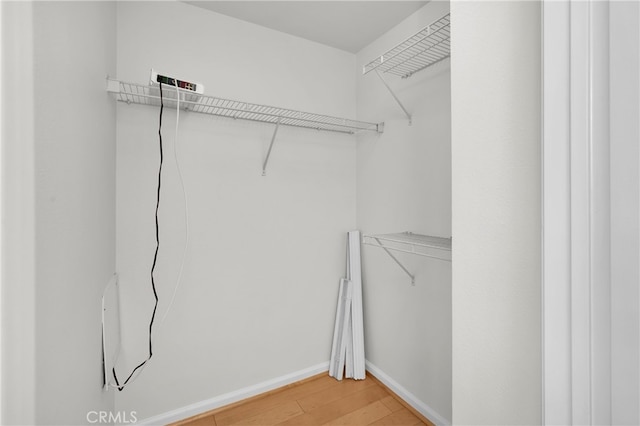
[362,232,452,284]
[363,13,450,78]
[363,232,451,259]
[107,79,383,135]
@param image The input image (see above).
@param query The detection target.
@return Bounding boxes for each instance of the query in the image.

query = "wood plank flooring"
[173,373,433,426]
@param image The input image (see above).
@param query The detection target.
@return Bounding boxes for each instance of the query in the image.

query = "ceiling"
[184,1,429,53]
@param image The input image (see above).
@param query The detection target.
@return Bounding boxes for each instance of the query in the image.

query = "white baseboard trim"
[137,362,330,425]
[365,360,451,426]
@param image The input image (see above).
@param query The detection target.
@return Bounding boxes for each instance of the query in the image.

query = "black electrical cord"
[112,82,164,391]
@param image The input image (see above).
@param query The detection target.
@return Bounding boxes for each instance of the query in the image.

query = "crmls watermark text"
[86,411,137,424]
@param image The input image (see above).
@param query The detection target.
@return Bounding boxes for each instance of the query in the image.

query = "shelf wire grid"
[363,13,450,78]
[362,232,452,261]
[108,80,382,134]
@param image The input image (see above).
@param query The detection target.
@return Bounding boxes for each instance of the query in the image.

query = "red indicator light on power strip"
[150,69,204,95]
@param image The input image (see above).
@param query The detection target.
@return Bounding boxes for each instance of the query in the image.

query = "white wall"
[1,2,37,424]
[451,2,541,425]
[31,2,117,424]
[1,1,117,424]
[356,2,452,424]
[610,2,640,423]
[541,2,572,422]
[114,2,357,420]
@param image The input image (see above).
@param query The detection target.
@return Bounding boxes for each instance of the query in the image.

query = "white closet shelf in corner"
[363,232,451,259]
[362,232,452,284]
[106,78,383,135]
[363,13,451,79]
[360,13,450,125]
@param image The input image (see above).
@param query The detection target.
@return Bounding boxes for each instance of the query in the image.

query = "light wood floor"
[173,373,433,426]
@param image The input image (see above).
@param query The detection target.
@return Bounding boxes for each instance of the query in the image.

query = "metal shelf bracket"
[374,237,416,285]
[262,118,281,176]
[375,70,412,125]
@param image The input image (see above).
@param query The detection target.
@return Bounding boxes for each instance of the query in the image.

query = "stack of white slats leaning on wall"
[329,231,366,380]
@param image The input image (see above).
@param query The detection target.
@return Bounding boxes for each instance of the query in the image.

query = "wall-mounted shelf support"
[363,13,450,126]
[373,237,416,284]
[375,70,412,125]
[362,232,452,285]
[262,118,281,176]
